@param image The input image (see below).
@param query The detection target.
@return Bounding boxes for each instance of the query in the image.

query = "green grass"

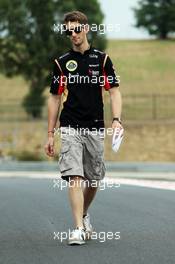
[107,39,175,95]
[0,74,28,102]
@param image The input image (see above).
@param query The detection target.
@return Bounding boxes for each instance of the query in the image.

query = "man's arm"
[102,54,123,129]
[108,87,123,129]
[45,94,62,157]
[48,94,62,133]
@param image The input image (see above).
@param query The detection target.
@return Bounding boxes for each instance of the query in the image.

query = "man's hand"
[45,136,55,157]
[112,120,123,131]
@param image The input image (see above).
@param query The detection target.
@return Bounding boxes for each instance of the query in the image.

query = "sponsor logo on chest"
[66,60,78,71]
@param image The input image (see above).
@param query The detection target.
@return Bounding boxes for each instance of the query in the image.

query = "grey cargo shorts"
[58,127,106,182]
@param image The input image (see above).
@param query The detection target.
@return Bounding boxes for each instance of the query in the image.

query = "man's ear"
[84,24,90,33]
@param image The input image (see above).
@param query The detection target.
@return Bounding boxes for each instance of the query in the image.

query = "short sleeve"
[50,60,65,95]
[103,55,120,91]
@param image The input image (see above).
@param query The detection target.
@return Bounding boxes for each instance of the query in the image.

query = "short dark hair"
[64,11,88,25]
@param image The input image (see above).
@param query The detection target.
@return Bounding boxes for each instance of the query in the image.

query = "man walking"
[45,11,123,245]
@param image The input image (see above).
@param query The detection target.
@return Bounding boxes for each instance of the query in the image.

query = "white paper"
[112,128,124,152]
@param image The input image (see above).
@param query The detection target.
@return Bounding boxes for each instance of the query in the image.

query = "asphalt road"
[0,177,174,264]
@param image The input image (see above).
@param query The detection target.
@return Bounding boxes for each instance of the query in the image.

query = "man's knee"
[69,176,84,188]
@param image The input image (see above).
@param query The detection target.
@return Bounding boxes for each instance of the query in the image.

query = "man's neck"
[72,40,90,54]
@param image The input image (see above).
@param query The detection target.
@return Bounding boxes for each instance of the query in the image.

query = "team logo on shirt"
[66,60,78,71]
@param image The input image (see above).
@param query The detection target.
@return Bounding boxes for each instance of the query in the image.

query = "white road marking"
[0,172,175,191]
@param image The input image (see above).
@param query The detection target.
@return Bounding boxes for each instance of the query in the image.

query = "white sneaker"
[68,227,86,245]
[83,213,93,240]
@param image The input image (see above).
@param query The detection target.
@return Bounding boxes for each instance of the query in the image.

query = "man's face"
[65,21,88,46]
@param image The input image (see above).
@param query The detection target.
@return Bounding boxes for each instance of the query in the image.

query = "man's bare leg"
[68,176,84,228]
[83,181,99,216]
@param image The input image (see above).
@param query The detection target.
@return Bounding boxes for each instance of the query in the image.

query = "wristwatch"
[112,117,122,124]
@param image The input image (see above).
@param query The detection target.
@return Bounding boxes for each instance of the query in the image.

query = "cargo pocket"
[58,145,72,173]
[92,151,104,178]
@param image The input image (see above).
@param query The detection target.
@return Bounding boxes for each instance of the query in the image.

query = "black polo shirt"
[50,46,120,130]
